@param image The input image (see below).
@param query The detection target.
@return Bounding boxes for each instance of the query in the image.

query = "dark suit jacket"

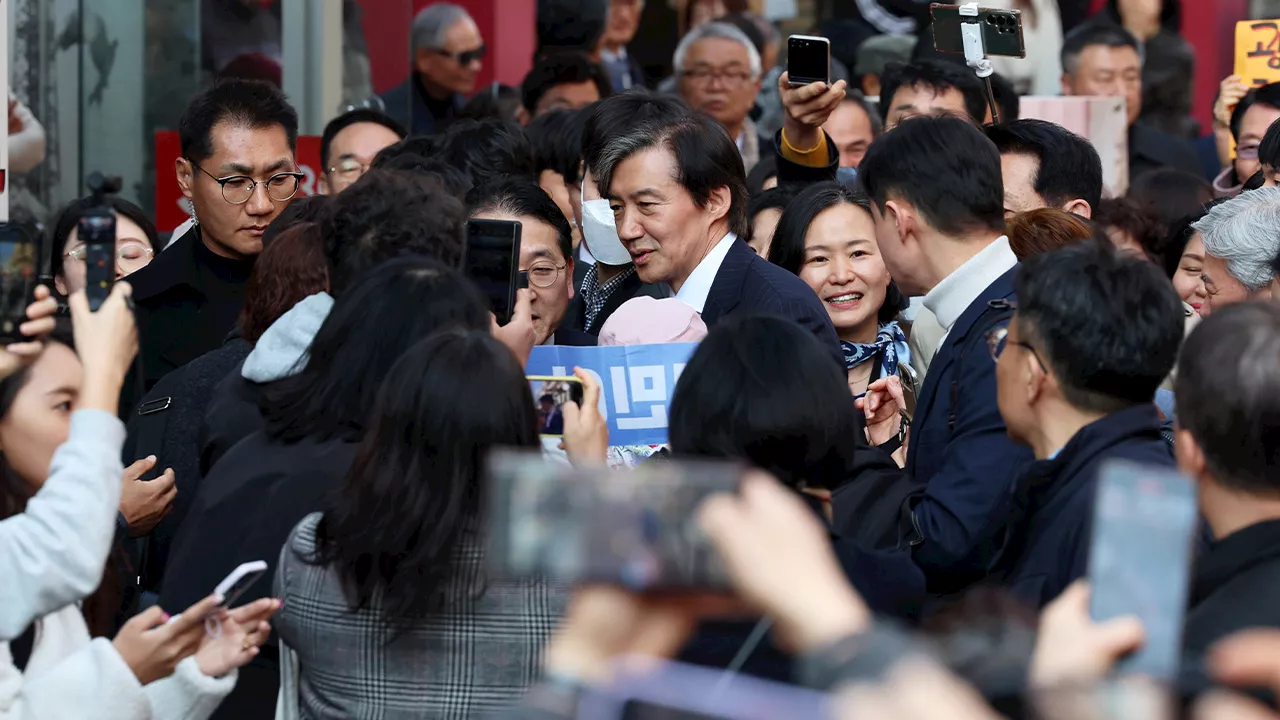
[700,239,844,367]
[989,404,1174,609]
[378,74,465,137]
[1183,519,1280,659]
[562,269,669,336]
[906,267,1035,594]
[1130,121,1202,181]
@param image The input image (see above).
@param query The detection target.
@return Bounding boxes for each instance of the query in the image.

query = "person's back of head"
[520,52,611,119]
[458,83,523,124]
[1127,168,1212,229]
[1095,197,1164,261]
[365,154,472,198]
[669,315,856,490]
[371,136,438,168]
[315,329,537,625]
[527,108,591,184]
[878,60,987,128]
[323,169,466,295]
[984,119,1103,217]
[1176,302,1280,500]
[262,194,330,245]
[581,90,691,177]
[239,222,330,344]
[433,118,535,189]
[1012,240,1184,417]
[261,257,491,444]
[537,0,609,57]
[1006,208,1095,261]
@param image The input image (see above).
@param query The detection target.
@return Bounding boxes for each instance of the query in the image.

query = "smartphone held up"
[787,35,831,87]
[464,219,523,325]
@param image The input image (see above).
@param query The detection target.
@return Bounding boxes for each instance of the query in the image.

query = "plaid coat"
[274,513,567,719]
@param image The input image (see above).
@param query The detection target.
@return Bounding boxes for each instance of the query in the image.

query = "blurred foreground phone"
[930,3,1026,58]
[215,560,269,608]
[787,35,830,86]
[485,450,741,590]
[0,222,40,344]
[580,660,829,719]
[528,375,584,438]
[464,219,522,324]
[1087,461,1198,680]
[77,204,117,311]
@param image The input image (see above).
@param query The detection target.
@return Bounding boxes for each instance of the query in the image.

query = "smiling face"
[1200,250,1255,317]
[796,203,891,342]
[0,343,82,488]
[1172,232,1208,314]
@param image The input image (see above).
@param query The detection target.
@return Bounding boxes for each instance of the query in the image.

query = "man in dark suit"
[858,115,1035,594]
[378,3,480,137]
[593,107,841,364]
[468,177,596,347]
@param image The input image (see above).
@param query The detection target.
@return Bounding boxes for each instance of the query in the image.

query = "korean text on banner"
[526,343,700,447]
[1236,20,1280,88]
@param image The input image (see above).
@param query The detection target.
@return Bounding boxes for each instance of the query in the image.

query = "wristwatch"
[875,410,910,455]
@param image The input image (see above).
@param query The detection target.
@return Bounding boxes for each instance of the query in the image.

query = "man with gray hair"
[1193,186,1280,316]
[378,3,484,136]
[673,22,768,172]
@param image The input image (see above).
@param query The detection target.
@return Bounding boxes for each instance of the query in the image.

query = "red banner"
[154,131,323,233]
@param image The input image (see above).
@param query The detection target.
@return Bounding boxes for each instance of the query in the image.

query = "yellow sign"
[1236,20,1280,87]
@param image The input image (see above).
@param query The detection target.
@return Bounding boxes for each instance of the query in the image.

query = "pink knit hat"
[597,297,709,346]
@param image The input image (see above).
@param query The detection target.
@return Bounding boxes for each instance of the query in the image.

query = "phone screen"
[1087,460,1198,680]
[486,450,741,590]
[0,224,39,344]
[529,376,584,438]
[465,219,522,324]
[787,35,830,86]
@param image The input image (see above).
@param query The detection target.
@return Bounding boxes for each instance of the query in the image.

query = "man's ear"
[1059,74,1074,97]
[318,174,331,196]
[883,199,913,247]
[176,157,194,200]
[1061,197,1092,219]
[1174,427,1208,481]
[707,185,732,225]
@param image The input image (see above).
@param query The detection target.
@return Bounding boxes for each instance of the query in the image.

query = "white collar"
[674,232,737,314]
[922,235,1017,332]
[602,46,628,62]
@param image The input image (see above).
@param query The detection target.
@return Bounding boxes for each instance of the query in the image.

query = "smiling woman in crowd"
[768,181,911,399]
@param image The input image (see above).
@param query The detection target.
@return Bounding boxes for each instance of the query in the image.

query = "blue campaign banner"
[526,343,700,446]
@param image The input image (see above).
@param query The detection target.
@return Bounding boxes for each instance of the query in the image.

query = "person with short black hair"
[596,111,842,363]
[457,82,523,124]
[823,92,880,169]
[468,178,593,346]
[1259,116,1280,188]
[1126,167,1212,229]
[857,114,1034,593]
[518,52,611,123]
[984,119,1103,219]
[988,240,1183,608]
[126,78,300,409]
[378,3,483,135]
[1214,83,1280,196]
[432,118,536,190]
[1094,197,1163,259]
[526,107,591,240]
[1176,301,1280,657]
[1060,22,1199,180]
[878,60,987,130]
[318,109,405,195]
[746,184,797,259]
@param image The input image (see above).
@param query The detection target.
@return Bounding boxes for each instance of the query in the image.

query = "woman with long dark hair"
[49,195,160,297]
[769,181,912,401]
[273,330,564,718]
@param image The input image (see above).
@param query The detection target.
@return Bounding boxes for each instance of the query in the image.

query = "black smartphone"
[78,205,116,311]
[528,375,584,438]
[464,219,522,324]
[787,35,831,86]
[0,223,40,344]
[1087,460,1198,681]
[931,3,1026,58]
[485,450,741,590]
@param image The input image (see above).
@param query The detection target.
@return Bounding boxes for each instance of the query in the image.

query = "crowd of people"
[7,0,1280,718]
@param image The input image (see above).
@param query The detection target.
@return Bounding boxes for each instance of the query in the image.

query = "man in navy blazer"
[593,106,842,365]
[858,116,1036,594]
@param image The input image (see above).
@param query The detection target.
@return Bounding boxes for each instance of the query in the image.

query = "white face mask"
[579,181,633,266]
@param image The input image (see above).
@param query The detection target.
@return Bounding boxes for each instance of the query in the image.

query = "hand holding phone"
[465,219,522,325]
[560,367,608,464]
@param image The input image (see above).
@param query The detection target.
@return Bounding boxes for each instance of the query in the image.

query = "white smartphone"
[215,560,269,608]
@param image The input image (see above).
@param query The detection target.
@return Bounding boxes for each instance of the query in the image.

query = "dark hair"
[858,115,1006,237]
[768,182,905,324]
[1176,302,1280,496]
[49,196,160,284]
[537,0,610,56]
[467,178,573,261]
[1230,83,1280,142]
[1103,0,1179,34]
[313,330,537,626]
[323,169,467,295]
[1006,208,1094,261]
[432,119,536,190]
[1061,22,1138,77]
[596,113,749,239]
[878,60,987,126]
[746,154,778,196]
[319,109,405,172]
[1158,201,1219,279]
[720,12,767,58]
[669,315,856,490]
[582,90,692,177]
[989,71,1020,122]
[1094,197,1164,260]
[262,194,330,246]
[458,84,523,124]
[1015,240,1184,414]
[1126,168,1212,230]
[984,119,1103,214]
[1260,117,1280,170]
[526,108,591,183]
[366,153,472,198]
[748,184,797,223]
[261,257,491,444]
[520,52,611,115]
[178,78,298,165]
[371,135,438,169]
[682,0,749,31]
[239,223,330,344]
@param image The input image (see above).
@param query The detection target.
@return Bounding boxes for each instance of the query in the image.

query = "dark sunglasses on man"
[435,45,486,66]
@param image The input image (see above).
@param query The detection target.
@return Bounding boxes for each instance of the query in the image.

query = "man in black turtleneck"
[123,78,299,414]
[378,3,483,137]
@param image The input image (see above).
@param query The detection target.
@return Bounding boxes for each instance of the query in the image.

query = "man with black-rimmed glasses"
[124,78,299,408]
